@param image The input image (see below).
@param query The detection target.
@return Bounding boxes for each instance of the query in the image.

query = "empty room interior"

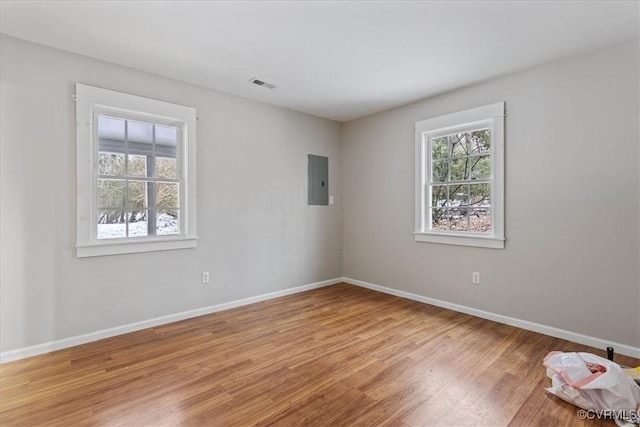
[1,1,639,426]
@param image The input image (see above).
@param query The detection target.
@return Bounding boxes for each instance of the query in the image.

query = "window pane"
[127,154,147,177]
[127,211,148,237]
[97,209,126,239]
[127,181,148,210]
[155,125,177,147]
[127,120,153,144]
[432,160,448,182]
[450,134,468,157]
[469,183,491,207]
[450,157,469,181]
[450,184,469,207]
[431,185,448,208]
[156,210,179,235]
[98,115,125,142]
[155,156,177,179]
[449,208,469,231]
[470,155,491,180]
[469,129,491,155]
[431,137,448,160]
[469,209,491,232]
[97,179,125,208]
[98,152,125,176]
[156,182,179,208]
[431,208,448,230]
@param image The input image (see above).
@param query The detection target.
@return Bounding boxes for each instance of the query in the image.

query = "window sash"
[424,123,494,235]
[92,112,184,241]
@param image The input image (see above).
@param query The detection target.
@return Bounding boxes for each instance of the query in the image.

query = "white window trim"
[414,102,505,249]
[76,84,198,257]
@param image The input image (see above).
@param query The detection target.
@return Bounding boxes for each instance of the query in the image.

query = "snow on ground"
[98,214,178,239]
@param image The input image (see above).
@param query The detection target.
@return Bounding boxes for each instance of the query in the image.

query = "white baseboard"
[343,277,640,359]
[4,276,637,364]
[0,277,342,364]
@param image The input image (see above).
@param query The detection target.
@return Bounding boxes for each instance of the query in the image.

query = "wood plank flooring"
[1,283,638,426]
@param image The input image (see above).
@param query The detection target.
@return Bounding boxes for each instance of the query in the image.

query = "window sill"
[414,232,504,249]
[76,236,198,258]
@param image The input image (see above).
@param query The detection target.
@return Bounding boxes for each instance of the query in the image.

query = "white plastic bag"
[543,351,640,417]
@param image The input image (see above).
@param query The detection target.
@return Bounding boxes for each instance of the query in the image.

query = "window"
[76,84,197,257]
[415,102,504,248]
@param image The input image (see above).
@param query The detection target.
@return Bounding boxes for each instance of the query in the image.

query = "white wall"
[342,40,640,348]
[0,36,343,353]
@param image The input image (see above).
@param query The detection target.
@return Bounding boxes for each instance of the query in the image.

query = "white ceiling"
[1,1,638,122]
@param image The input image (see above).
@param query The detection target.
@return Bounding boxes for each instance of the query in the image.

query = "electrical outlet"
[472,272,480,284]
[201,272,210,284]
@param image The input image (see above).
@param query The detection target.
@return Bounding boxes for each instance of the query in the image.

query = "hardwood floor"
[1,283,638,426]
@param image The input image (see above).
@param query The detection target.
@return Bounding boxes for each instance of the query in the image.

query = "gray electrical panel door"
[308,154,328,205]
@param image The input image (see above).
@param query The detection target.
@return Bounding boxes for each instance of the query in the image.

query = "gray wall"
[342,40,640,347]
[0,36,343,353]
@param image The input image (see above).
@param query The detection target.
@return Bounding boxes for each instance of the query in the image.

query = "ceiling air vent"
[248,77,276,90]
